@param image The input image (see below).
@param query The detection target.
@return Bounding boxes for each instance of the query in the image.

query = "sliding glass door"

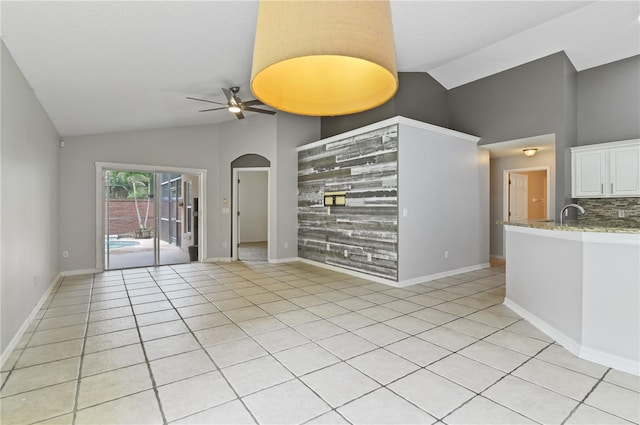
[104,169,197,270]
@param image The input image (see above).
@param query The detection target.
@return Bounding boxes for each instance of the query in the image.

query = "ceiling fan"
[187,87,276,120]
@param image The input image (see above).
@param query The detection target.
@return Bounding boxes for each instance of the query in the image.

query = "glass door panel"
[157,172,190,266]
[104,170,156,270]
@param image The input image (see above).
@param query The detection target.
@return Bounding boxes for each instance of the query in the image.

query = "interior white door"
[509,173,529,221]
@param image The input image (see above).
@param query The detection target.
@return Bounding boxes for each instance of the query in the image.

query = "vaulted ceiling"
[2,1,639,137]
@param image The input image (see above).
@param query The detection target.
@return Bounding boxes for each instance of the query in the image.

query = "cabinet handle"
[601,183,603,194]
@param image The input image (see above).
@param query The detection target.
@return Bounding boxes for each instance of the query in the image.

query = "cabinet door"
[573,151,605,197]
[610,145,640,196]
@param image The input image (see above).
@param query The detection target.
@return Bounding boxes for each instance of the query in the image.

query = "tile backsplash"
[577,197,640,226]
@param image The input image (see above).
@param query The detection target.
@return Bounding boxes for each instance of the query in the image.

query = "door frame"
[508,172,529,221]
[96,162,207,270]
[502,166,550,258]
[232,167,270,261]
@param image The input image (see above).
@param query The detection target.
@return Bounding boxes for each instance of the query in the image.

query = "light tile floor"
[1,261,638,424]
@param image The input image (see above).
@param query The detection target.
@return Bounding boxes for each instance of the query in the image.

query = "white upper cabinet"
[571,139,640,198]
[610,145,640,196]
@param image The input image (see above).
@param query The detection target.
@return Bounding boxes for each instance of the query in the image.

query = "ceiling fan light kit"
[250,0,398,117]
[187,86,276,120]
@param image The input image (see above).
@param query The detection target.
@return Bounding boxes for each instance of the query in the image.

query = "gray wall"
[239,171,268,243]
[275,112,321,260]
[489,149,556,258]
[398,124,489,281]
[577,55,640,146]
[1,42,60,354]
[60,112,319,269]
[448,52,576,220]
[321,72,448,139]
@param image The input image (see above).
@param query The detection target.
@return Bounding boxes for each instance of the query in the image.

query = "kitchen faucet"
[560,203,585,226]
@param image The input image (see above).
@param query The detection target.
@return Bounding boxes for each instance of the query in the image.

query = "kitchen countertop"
[498,219,640,234]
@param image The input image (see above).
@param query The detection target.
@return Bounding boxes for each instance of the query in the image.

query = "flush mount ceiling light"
[523,148,538,157]
[250,0,398,117]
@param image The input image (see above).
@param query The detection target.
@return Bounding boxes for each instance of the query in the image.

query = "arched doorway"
[231,154,271,261]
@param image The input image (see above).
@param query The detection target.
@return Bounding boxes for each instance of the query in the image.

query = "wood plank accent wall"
[298,124,398,280]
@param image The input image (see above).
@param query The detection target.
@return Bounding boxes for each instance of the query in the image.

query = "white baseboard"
[204,257,233,262]
[580,346,640,376]
[1,273,62,370]
[397,263,491,287]
[504,298,582,355]
[504,298,639,375]
[269,257,299,264]
[60,268,102,277]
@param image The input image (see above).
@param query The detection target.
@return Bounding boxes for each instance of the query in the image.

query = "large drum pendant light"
[251,0,398,117]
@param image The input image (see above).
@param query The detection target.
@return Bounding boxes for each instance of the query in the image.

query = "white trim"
[504,298,582,355]
[232,167,270,262]
[269,257,299,264]
[96,162,207,270]
[570,138,640,153]
[397,263,491,287]
[1,273,62,369]
[505,298,639,376]
[198,171,208,261]
[95,162,207,175]
[203,257,233,262]
[580,346,640,376]
[60,268,102,277]
[297,116,479,151]
[503,166,552,222]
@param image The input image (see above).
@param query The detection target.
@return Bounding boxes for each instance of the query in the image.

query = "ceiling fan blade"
[221,88,235,104]
[241,99,263,107]
[243,106,276,115]
[198,107,227,112]
[186,96,226,106]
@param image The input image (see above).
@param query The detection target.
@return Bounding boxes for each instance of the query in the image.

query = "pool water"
[106,240,141,250]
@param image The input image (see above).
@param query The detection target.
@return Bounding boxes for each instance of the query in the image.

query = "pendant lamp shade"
[250,0,398,117]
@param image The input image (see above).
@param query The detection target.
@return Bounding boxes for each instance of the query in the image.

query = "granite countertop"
[498,219,640,234]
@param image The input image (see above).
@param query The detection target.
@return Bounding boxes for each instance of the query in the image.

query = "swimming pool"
[106,240,141,250]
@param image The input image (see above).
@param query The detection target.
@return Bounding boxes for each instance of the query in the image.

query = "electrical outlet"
[444,251,449,259]
[326,244,330,251]
[367,253,372,262]
[284,242,288,249]
[62,250,69,258]
[618,209,626,218]
[344,250,348,257]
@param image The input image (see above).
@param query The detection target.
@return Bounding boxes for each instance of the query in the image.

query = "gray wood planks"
[298,124,399,280]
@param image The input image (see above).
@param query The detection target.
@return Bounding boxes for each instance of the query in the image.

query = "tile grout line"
[69,272,97,425]
[148,264,262,425]
[6,262,635,425]
[559,367,617,425]
[121,268,170,425]
[172,263,505,423]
